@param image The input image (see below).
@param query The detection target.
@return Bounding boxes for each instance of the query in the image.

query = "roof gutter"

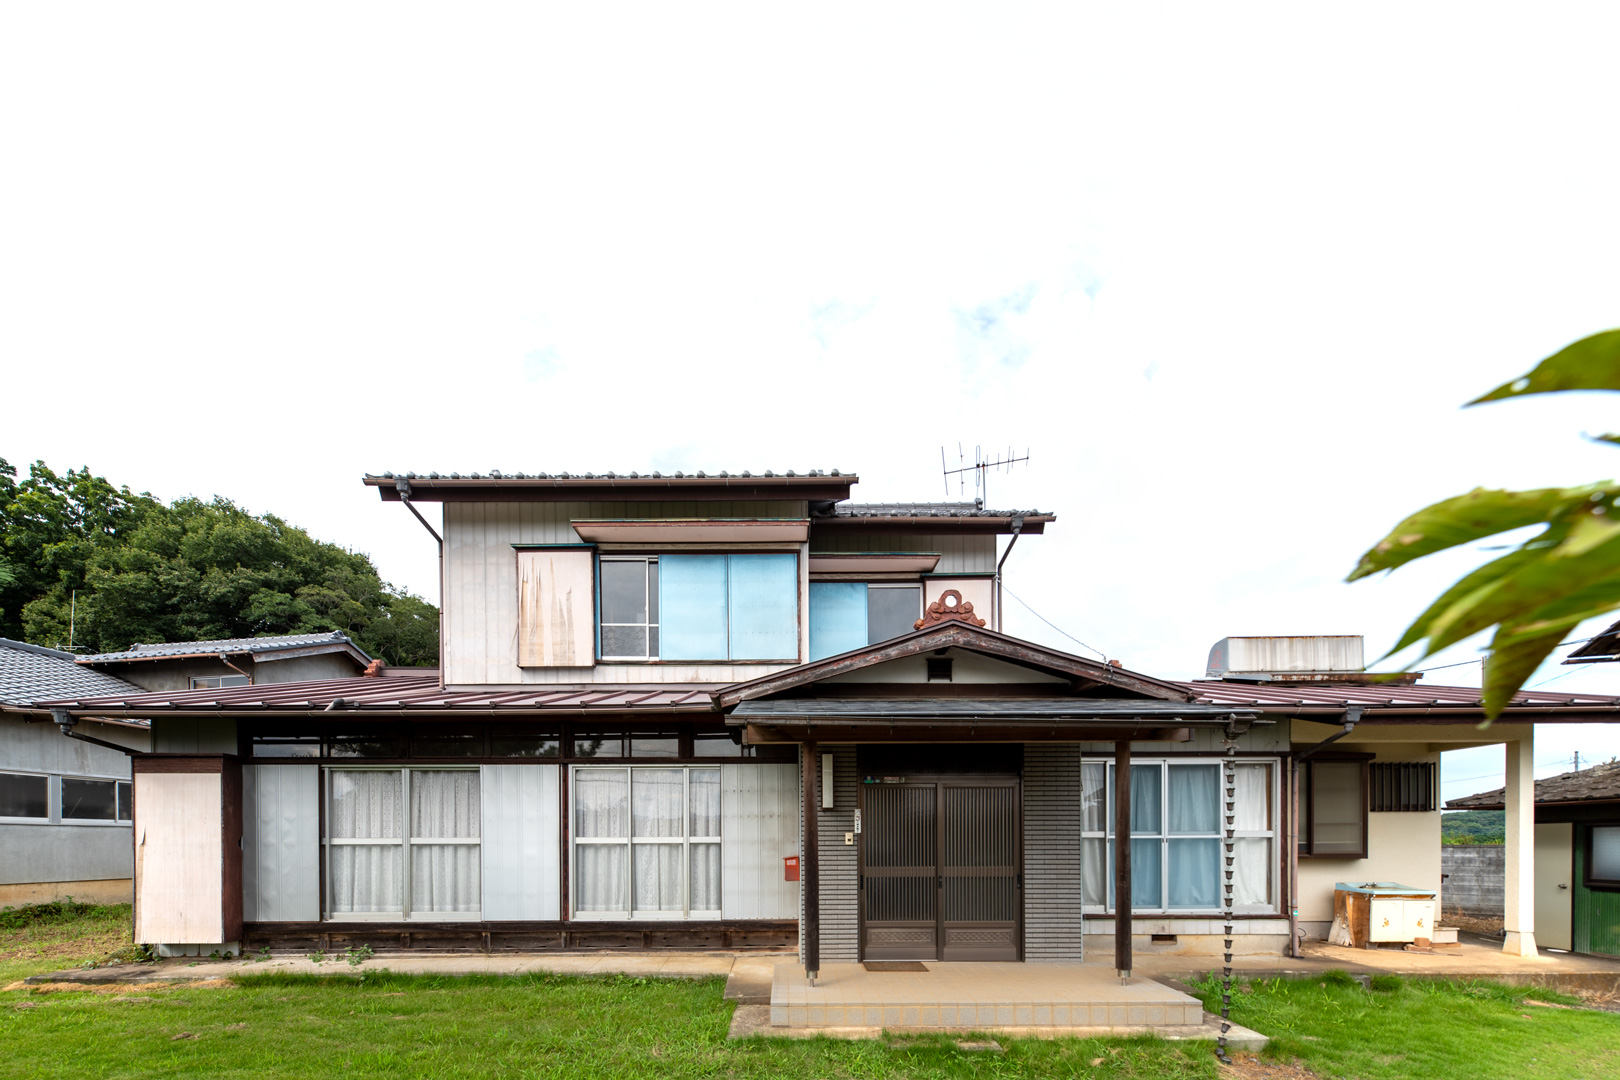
[993,515,1024,633]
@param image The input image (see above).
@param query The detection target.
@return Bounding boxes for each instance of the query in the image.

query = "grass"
[6,904,1618,1079]
[1194,970,1620,1080]
[0,900,143,984]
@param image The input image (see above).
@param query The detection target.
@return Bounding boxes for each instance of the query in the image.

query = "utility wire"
[999,585,1107,660]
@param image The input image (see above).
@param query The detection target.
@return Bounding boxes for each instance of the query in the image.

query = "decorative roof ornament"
[914,589,986,630]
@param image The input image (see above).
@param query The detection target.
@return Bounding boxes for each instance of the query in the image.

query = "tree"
[1349,329,1620,718]
[1,460,439,666]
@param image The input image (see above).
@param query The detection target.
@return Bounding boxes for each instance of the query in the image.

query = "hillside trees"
[0,458,438,666]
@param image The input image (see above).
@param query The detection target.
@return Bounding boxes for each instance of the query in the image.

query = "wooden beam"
[741,723,1194,744]
[803,740,820,981]
[1115,739,1132,979]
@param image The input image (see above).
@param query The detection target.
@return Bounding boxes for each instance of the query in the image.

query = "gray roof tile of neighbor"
[0,638,145,708]
[78,631,370,664]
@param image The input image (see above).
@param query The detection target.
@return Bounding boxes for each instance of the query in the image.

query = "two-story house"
[39,469,1620,972]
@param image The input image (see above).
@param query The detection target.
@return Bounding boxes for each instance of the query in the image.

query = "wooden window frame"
[1298,755,1370,859]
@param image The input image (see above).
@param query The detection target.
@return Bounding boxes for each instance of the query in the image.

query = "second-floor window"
[598,553,798,663]
[808,583,922,660]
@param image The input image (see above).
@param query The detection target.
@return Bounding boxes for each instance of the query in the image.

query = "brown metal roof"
[366,470,858,504]
[1179,679,1620,713]
[40,676,721,718]
[1446,759,1620,809]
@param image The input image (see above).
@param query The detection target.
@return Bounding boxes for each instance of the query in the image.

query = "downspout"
[395,478,445,682]
[993,515,1024,633]
[53,709,146,756]
[219,654,253,682]
[1288,706,1362,957]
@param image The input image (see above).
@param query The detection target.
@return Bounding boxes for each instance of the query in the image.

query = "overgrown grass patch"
[0,900,140,984]
[2,969,1221,1079]
[1195,972,1620,1080]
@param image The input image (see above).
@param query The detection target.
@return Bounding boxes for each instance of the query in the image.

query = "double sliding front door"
[860,778,1021,961]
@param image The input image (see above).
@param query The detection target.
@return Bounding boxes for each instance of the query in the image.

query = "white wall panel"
[481,764,561,920]
[242,765,319,922]
[721,763,799,919]
[134,773,223,944]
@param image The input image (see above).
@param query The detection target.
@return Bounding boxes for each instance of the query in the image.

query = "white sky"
[4,5,1619,802]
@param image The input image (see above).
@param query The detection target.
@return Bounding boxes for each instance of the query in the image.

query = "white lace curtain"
[575,768,721,914]
[329,769,481,916]
[330,770,403,914]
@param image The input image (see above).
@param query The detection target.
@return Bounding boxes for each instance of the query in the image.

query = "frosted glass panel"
[809,582,866,660]
[659,555,729,660]
[727,554,797,660]
[690,844,722,911]
[690,769,721,838]
[413,846,480,912]
[1593,826,1620,880]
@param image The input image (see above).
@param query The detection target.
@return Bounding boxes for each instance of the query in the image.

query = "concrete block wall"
[1023,744,1084,962]
[1440,845,1504,918]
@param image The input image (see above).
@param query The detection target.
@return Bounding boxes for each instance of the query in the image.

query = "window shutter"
[727,554,798,660]
[517,549,596,667]
[659,555,731,660]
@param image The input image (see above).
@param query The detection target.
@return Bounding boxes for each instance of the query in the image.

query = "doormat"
[863,961,928,972]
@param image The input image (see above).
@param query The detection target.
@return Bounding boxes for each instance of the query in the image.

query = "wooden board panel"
[134,772,224,944]
[516,549,595,667]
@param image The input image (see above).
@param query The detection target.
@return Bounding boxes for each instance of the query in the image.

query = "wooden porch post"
[1114,739,1131,980]
[803,740,820,982]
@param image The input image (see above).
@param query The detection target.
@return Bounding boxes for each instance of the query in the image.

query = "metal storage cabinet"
[1331,882,1437,948]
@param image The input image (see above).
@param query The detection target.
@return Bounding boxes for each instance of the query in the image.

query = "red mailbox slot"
[784,855,800,882]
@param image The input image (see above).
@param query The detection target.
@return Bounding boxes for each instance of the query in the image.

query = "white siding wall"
[481,764,562,920]
[444,500,809,686]
[720,763,799,920]
[242,765,319,922]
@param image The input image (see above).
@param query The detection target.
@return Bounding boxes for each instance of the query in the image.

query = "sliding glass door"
[325,768,481,920]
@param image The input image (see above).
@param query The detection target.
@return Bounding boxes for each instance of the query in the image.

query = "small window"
[692,731,743,757]
[571,729,625,758]
[1369,762,1436,812]
[326,730,403,758]
[1300,758,1368,858]
[599,557,660,660]
[1588,825,1620,890]
[62,778,118,821]
[627,733,680,759]
[254,735,322,758]
[808,583,923,660]
[117,781,132,821]
[0,772,49,819]
[189,674,251,690]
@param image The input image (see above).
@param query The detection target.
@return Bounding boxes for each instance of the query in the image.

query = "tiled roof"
[78,631,371,665]
[1446,760,1620,809]
[824,503,1054,519]
[1179,679,1620,710]
[40,676,720,715]
[0,638,145,709]
[368,469,849,481]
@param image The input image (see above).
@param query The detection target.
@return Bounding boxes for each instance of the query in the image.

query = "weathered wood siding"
[810,533,997,574]
[720,764,799,920]
[242,765,319,922]
[135,773,224,943]
[516,549,595,667]
[445,500,809,686]
[481,764,562,920]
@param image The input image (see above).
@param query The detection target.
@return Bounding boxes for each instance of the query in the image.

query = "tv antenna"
[941,444,1030,507]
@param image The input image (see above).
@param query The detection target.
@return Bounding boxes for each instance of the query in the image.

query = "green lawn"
[1194,971,1620,1080]
[6,903,1620,1079]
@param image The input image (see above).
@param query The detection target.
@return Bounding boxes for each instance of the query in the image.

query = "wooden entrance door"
[860,778,1021,961]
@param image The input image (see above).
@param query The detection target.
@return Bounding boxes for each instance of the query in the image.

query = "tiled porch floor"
[769,962,1203,1029]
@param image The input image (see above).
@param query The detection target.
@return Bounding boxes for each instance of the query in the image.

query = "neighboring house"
[77,631,373,692]
[0,639,149,908]
[34,469,1620,968]
[1448,761,1620,958]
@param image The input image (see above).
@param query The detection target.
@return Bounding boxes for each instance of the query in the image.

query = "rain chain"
[1217,739,1237,1065]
